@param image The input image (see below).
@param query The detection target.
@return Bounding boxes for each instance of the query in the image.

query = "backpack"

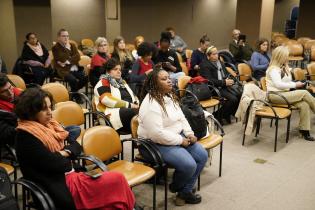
[180,92,207,139]
[0,166,19,210]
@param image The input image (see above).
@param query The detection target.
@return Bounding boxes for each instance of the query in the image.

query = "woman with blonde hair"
[111,36,134,81]
[132,35,144,60]
[90,37,110,87]
[266,46,315,141]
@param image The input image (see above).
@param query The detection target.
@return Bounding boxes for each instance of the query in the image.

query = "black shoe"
[177,192,202,204]
[299,130,315,141]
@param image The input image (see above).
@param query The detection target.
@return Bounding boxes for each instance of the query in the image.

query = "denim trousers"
[155,142,208,193]
[64,125,81,143]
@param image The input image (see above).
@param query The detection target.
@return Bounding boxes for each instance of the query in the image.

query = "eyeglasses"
[60,35,69,37]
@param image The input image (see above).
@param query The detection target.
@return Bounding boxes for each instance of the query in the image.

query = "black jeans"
[217,88,240,120]
[64,70,88,92]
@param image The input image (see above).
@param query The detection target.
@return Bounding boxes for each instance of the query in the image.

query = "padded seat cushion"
[198,134,223,149]
[0,163,14,175]
[200,98,220,108]
[256,106,291,118]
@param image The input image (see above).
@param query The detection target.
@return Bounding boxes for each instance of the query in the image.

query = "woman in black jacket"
[21,32,52,85]
[199,46,241,124]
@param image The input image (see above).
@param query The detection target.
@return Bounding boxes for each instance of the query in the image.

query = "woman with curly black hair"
[138,69,207,206]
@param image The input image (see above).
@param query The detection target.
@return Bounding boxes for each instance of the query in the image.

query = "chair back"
[53,101,85,126]
[176,52,183,63]
[180,62,189,75]
[82,126,122,161]
[237,63,252,81]
[186,49,193,59]
[131,115,139,139]
[293,68,306,81]
[297,37,311,47]
[7,74,26,90]
[307,63,315,80]
[42,83,69,104]
[260,77,267,91]
[311,46,315,62]
[304,40,315,51]
[81,38,94,48]
[286,43,303,56]
[79,55,91,75]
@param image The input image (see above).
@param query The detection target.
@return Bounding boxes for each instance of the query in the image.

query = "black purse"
[186,82,212,101]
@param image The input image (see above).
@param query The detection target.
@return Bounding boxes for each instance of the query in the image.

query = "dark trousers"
[117,108,138,134]
[32,66,52,85]
[64,70,88,92]
[217,88,240,120]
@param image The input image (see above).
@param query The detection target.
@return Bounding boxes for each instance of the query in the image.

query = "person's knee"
[177,158,197,176]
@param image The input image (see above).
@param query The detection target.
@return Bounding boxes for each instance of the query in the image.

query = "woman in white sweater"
[266,46,315,141]
[137,69,208,206]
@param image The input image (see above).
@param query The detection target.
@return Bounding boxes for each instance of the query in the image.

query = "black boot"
[177,191,202,204]
[299,130,315,141]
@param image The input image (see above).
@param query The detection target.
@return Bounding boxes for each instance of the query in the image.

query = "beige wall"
[235,0,262,46]
[14,0,52,53]
[105,0,121,43]
[272,0,300,33]
[50,0,106,44]
[0,0,18,71]
[260,0,275,40]
[121,0,237,50]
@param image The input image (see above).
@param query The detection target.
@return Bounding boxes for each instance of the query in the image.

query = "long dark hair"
[140,68,178,115]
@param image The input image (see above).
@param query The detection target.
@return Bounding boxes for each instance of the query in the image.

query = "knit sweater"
[266,66,296,92]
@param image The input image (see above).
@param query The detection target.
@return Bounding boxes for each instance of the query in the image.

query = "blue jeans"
[155,142,208,193]
[64,125,81,143]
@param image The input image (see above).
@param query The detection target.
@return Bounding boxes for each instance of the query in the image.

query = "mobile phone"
[238,34,246,42]
[85,169,102,179]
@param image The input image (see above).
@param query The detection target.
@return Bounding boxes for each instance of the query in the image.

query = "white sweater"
[137,94,194,145]
[266,66,296,92]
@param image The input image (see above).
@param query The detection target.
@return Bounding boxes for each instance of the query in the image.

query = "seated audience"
[90,37,110,87]
[138,69,207,206]
[229,29,253,62]
[199,46,241,124]
[166,27,188,59]
[152,32,184,82]
[15,88,135,210]
[52,29,88,103]
[111,36,134,81]
[131,35,144,60]
[130,42,154,84]
[190,35,211,76]
[0,55,7,73]
[250,38,270,81]
[94,58,139,133]
[21,32,52,85]
[266,46,315,141]
[0,73,80,149]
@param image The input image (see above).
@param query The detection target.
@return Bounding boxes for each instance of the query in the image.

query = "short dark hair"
[200,34,210,44]
[14,88,53,120]
[0,73,9,88]
[137,42,153,57]
[160,31,172,43]
[255,38,269,52]
[103,58,120,73]
[57,28,67,36]
[26,32,36,40]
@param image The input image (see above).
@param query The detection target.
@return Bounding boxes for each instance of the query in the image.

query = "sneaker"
[177,192,202,204]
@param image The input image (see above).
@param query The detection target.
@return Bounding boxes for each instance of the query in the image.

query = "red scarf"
[0,88,21,112]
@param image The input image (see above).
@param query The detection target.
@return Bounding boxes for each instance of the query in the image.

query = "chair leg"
[274,118,279,152]
[164,167,168,210]
[255,117,261,137]
[270,119,273,127]
[197,175,200,191]
[153,175,156,210]
[286,116,291,143]
[219,142,223,177]
[242,121,248,146]
[14,169,18,199]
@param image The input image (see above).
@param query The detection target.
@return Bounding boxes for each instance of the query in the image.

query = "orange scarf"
[17,119,68,152]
